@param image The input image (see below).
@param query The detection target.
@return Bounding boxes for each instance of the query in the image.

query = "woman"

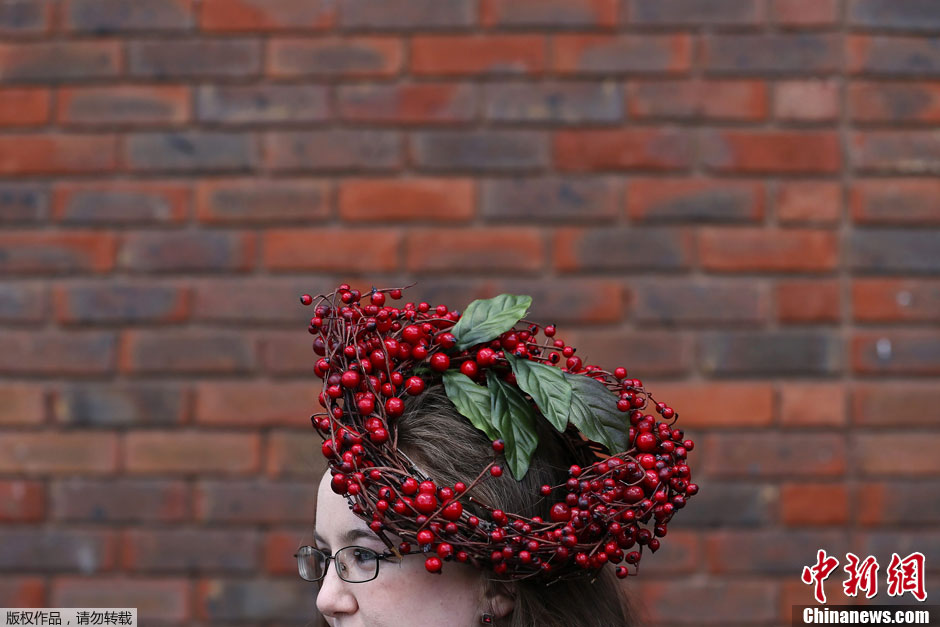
[299,286,696,626]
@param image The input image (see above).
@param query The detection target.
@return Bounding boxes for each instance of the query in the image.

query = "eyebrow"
[313,527,379,548]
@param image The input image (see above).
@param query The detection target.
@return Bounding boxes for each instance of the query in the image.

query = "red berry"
[390,289,402,300]
[402,325,422,344]
[635,432,657,453]
[425,556,442,573]
[616,566,629,578]
[370,291,385,306]
[429,353,450,372]
[405,376,426,395]
[614,367,627,379]
[370,428,389,444]
[300,294,313,306]
[490,465,503,477]
[341,370,360,389]
[437,332,456,349]
[454,482,466,493]
[550,503,571,522]
[417,529,435,545]
[459,360,478,378]
[540,485,552,496]
[442,501,463,521]
[437,543,453,559]
[401,477,418,495]
[385,397,404,417]
[330,473,347,495]
[415,493,437,515]
[492,439,505,453]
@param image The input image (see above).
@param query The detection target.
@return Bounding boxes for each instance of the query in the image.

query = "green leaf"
[442,371,498,442]
[450,294,532,351]
[505,353,571,433]
[563,372,628,454]
[487,370,539,480]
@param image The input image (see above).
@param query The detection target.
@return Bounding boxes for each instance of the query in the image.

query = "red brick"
[269,36,402,77]
[195,381,316,428]
[121,529,258,573]
[640,382,773,428]
[554,128,693,171]
[776,279,841,323]
[640,580,776,624]
[339,82,477,124]
[191,277,332,324]
[194,480,316,523]
[0,480,44,521]
[0,432,117,474]
[780,483,848,525]
[703,432,845,477]
[64,0,194,32]
[627,178,763,222]
[263,228,401,272]
[775,79,839,122]
[851,330,940,375]
[706,530,849,574]
[701,228,838,273]
[562,329,692,377]
[702,130,841,173]
[120,330,255,374]
[0,232,115,274]
[339,178,474,222]
[853,278,940,322]
[858,481,940,526]
[52,578,188,622]
[635,530,699,575]
[0,134,116,175]
[266,431,327,477]
[856,432,940,475]
[263,528,309,574]
[555,226,692,271]
[0,88,49,126]
[0,41,121,81]
[851,382,940,427]
[53,181,189,225]
[704,33,840,74]
[482,0,617,28]
[195,178,330,224]
[0,529,115,573]
[129,39,260,79]
[340,0,475,29]
[52,479,190,522]
[0,331,115,375]
[200,0,336,31]
[482,177,620,222]
[264,129,402,171]
[632,277,768,325]
[771,0,839,25]
[412,35,545,76]
[850,81,940,123]
[850,179,940,223]
[0,383,45,425]
[779,382,846,428]
[0,577,45,606]
[780,580,862,623]
[847,35,940,77]
[412,130,546,172]
[57,85,189,126]
[554,34,690,75]
[125,431,259,474]
[776,181,841,226]
[119,231,256,273]
[628,79,767,121]
[405,227,543,273]
[851,130,940,174]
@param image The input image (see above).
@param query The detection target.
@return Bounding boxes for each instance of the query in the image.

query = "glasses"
[294,545,402,583]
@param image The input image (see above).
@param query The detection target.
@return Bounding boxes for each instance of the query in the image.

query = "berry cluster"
[302,284,697,581]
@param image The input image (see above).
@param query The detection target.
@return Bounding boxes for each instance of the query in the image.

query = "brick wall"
[1,0,938,625]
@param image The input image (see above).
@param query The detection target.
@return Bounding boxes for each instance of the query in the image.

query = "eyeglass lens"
[296,546,381,583]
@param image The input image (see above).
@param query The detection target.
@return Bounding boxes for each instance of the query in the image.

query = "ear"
[484,580,516,621]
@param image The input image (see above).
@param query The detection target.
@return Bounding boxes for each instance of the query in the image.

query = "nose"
[316,559,358,619]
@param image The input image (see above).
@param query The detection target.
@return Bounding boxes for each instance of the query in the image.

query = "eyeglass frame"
[294,545,407,584]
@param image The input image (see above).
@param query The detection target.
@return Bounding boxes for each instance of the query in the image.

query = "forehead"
[315,472,373,544]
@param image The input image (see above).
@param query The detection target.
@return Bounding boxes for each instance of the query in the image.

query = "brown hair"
[396,385,638,627]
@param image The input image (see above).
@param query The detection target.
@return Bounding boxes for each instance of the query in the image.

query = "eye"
[353,548,378,565]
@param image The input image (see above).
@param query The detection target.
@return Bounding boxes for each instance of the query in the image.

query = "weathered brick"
[555,226,692,271]
[856,432,940,475]
[554,128,693,171]
[263,528,310,574]
[0,41,120,81]
[849,229,940,273]
[851,381,940,426]
[0,0,52,34]
[412,35,545,76]
[702,130,841,173]
[771,0,839,25]
[851,330,940,375]
[700,228,839,272]
[850,82,940,123]
[853,278,940,322]
[129,39,261,79]
[640,381,773,427]
[553,34,691,74]
[0,480,43,522]
[0,283,46,324]
[0,182,48,223]
[52,383,187,427]
[200,0,336,31]
[51,479,189,522]
[641,580,777,624]
[637,529,700,575]
[125,431,259,474]
[52,181,189,224]
[405,227,544,273]
[412,130,547,172]
[58,86,189,126]
[627,0,761,25]
[52,578,188,622]
[269,36,402,77]
[0,432,117,474]
[119,231,256,273]
[0,87,49,126]
[627,178,763,223]
[703,432,846,477]
[858,481,940,526]
[0,529,114,573]
[120,330,255,374]
[122,529,258,573]
[632,278,767,326]
[781,483,848,525]
[195,480,316,523]
[0,577,44,606]
[485,81,621,123]
[482,0,617,28]
[0,135,117,175]
[0,383,44,425]
[775,79,839,122]
[704,34,840,74]
[562,330,692,376]
[779,382,847,428]
[54,283,189,325]
[195,179,330,224]
[706,530,848,574]
[852,179,940,223]
[266,431,326,478]
[850,0,940,31]
[859,532,940,571]
[0,332,115,375]
[338,82,477,124]
[700,331,842,376]
[125,131,257,172]
[262,228,401,272]
[482,176,619,222]
[265,129,401,171]
[628,79,767,121]
[195,381,316,428]
[488,278,624,323]
[196,578,314,622]
[776,181,841,226]
[192,277,331,324]
[776,279,841,323]
[340,0,475,28]
[672,482,777,527]
[197,84,328,124]
[340,178,474,222]
[848,35,940,77]
[65,0,193,32]
[851,130,940,174]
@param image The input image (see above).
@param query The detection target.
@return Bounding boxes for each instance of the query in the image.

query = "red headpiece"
[302,284,698,581]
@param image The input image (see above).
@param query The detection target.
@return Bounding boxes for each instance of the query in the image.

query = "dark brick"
[553,34,691,74]
[703,432,846,477]
[0,41,120,82]
[196,179,330,224]
[121,330,254,374]
[265,130,401,171]
[52,383,187,426]
[269,36,402,77]
[0,332,115,375]
[196,579,314,622]
[66,0,193,33]
[258,330,313,375]
[195,480,316,523]
[859,435,940,477]
[628,79,768,121]
[706,530,848,574]
[55,283,188,324]
[412,130,547,172]
[848,35,940,76]
[338,82,477,124]
[51,578,188,622]
[849,229,940,273]
[851,130,940,174]
[859,532,940,570]
[126,132,257,172]
[482,0,617,28]
[851,330,940,375]
[563,329,692,376]
[0,433,117,474]
[119,231,256,273]
[859,481,940,526]
[192,278,331,325]
[0,283,46,323]
[197,84,329,124]
[57,85,189,126]
[700,331,841,376]
[633,278,767,325]
[704,34,840,74]
[484,81,622,123]
[488,278,623,323]
[0,529,114,573]
[481,176,620,221]
[672,483,777,528]
[850,0,940,31]
[52,181,189,224]
[850,81,940,123]
[627,179,763,223]
[555,227,693,271]
[267,431,328,477]
[0,232,116,275]
[852,382,940,427]
[128,39,261,79]
[340,0,475,28]
[642,581,777,625]
[0,183,48,223]
[0,0,51,34]
[125,431,259,474]
[122,529,258,573]
[628,0,761,25]
[51,479,189,522]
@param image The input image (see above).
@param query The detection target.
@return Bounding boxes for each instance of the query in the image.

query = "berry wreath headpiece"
[301,283,698,582]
